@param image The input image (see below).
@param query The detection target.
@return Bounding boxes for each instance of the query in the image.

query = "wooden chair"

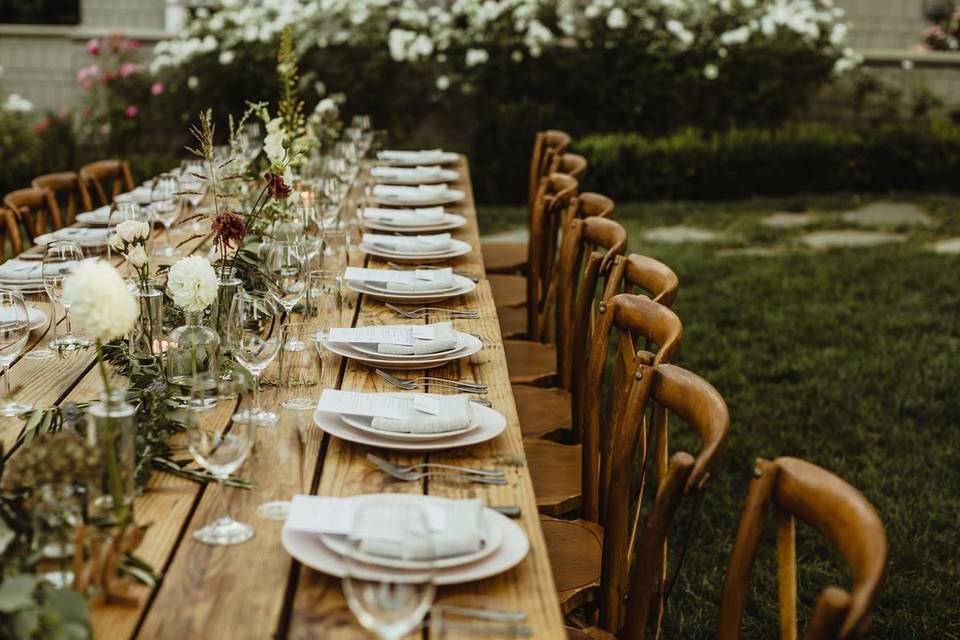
[525,294,683,518]
[551,152,588,182]
[502,193,618,380]
[716,457,887,640]
[512,216,627,439]
[33,171,87,224]
[482,130,572,275]
[3,187,63,241]
[0,207,24,261]
[489,172,578,311]
[79,159,134,208]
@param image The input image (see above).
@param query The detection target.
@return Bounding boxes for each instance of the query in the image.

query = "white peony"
[167,255,218,313]
[127,245,148,269]
[62,260,138,342]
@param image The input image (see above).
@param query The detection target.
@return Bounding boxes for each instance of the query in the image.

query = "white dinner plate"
[373,189,465,208]
[350,341,464,359]
[378,152,460,167]
[75,206,114,226]
[346,275,476,305]
[283,495,527,585]
[363,213,467,234]
[373,169,459,186]
[360,238,472,264]
[340,409,479,441]
[321,332,482,370]
[0,307,47,331]
[313,403,504,451]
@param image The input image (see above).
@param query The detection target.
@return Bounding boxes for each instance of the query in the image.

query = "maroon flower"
[211,211,247,248]
[264,170,291,200]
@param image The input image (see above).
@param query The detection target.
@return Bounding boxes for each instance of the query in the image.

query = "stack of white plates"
[345,273,475,304]
[282,493,529,584]
[319,329,482,370]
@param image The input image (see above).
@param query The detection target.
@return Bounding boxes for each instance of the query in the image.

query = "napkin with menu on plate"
[363,232,451,255]
[0,259,44,282]
[327,321,459,355]
[34,227,110,247]
[284,494,484,559]
[345,266,454,292]
[318,389,473,434]
[378,149,448,164]
[371,165,445,181]
[374,184,448,203]
[362,206,446,226]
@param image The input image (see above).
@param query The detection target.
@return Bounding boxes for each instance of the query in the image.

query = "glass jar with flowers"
[166,255,220,407]
[209,211,247,344]
[109,219,161,367]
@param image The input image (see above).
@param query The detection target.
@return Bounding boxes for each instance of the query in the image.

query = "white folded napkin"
[378,149,447,164]
[35,227,111,247]
[371,165,445,181]
[362,206,446,227]
[385,268,454,292]
[377,320,458,355]
[370,394,473,434]
[76,205,112,222]
[0,259,44,282]
[117,186,152,205]
[373,184,449,203]
[356,498,484,560]
[364,232,452,255]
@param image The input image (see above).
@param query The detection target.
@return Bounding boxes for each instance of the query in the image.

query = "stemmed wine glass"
[42,241,89,350]
[342,500,436,640]
[244,121,263,162]
[151,173,181,256]
[0,288,32,416]
[186,372,255,545]
[265,240,307,316]
[228,292,283,426]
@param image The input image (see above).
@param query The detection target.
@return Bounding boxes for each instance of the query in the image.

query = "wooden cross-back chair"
[482,129,572,275]
[0,207,24,261]
[551,152,588,184]
[3,187,63,241]
[79,159,134,208]
[498,191,613,341]
[488,172,578,314]
[33,171,86,225]
[716,457,887,640]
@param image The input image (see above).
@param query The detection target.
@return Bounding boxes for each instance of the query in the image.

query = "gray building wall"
[840,0,928,51]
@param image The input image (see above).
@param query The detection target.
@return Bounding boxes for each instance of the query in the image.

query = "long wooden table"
[0,157,565,638]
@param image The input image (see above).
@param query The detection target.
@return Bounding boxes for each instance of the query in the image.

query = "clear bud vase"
[129,278,164,368]
[87,389,136,525]
[210,265,243,347]
[167,311,220,407]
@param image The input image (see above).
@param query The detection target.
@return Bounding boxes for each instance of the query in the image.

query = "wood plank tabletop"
[1,156,565,638]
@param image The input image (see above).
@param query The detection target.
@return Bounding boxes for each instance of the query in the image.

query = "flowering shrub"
[920,4,960,50]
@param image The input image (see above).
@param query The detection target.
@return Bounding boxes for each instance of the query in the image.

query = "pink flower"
[32,117,51,135]
[120,62,138,78]
[150,81,164,96]
[128,39,141,50]
[125,105,139,118]
[87,39,100,56]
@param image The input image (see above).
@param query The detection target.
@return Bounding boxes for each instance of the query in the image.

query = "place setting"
[318,321,482,370]
[370,165,460,185]
[32,226,112,250]
[371,184,465,207]
[342,266,476,304]
[359,231,472,263]
[360,205,467,233]
[377,148,460,167]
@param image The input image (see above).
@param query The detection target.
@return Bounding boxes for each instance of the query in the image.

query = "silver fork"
[367,453,504,478]
[370,461,507,485]
[387,261,481,283]
[385,302,480,319]
[375,368,488,393]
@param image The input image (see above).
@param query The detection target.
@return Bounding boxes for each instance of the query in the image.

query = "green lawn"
[481,194,960,638]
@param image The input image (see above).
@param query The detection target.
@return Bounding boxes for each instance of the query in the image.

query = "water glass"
[305,270,341,325]
[342,500,436,640]
[43,241,89,351]
[264,240,307,314]
[0,288,31,416]
[151,173,181,256]
[228,292,283,426]
[323,227,349,274]
[278,323,323,410]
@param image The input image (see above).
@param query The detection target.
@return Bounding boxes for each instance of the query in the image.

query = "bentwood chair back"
[614,364,729,638]
[716,457,887,640]
[604,254,680,308]
[33,171,86,224]
[550,152,588,183]
[79,159,134,208]
[525,172,579,337]
[3,187,63,241]
[528,129,572,213]
[0,207,24,261]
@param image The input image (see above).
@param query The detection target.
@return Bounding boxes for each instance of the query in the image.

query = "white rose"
[110,232,125,252]
[116,219,150,244]
[167,255,218,313]
[62,260,138,342]
[127,245,148,269]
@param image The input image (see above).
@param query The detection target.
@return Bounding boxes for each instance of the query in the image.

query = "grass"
[480,193,960,638]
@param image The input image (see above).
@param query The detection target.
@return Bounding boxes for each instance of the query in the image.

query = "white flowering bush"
[149,0,855,202]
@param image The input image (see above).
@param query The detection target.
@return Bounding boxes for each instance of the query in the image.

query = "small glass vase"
[167,311,220,408]
[129,278,164,369]
[86,389,136,525]
[32,482,81,588]
[210,265,243,347]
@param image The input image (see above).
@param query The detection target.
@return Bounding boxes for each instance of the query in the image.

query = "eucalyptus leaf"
[0,575,38,613]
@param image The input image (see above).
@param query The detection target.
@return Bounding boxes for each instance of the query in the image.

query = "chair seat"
[566,626,616,640]
[489,274,526,308]
[542,515,603,615]
[498,305,527,339]
[525,438,581,516]
[481,241,527,273]
[513,385,571,439]
[505,339,556,385]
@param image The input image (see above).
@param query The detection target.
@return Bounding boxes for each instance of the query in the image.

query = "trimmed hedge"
[577,122,960,200]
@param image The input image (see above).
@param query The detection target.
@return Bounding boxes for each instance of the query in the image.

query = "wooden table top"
[0,156,565,639]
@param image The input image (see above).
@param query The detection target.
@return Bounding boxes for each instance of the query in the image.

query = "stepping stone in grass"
[799,230,907,249]
[930,238,960,254]
[762,212,817,229]
[718,247,787,258]
[643,225,723,244]
[840,201,934,228]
